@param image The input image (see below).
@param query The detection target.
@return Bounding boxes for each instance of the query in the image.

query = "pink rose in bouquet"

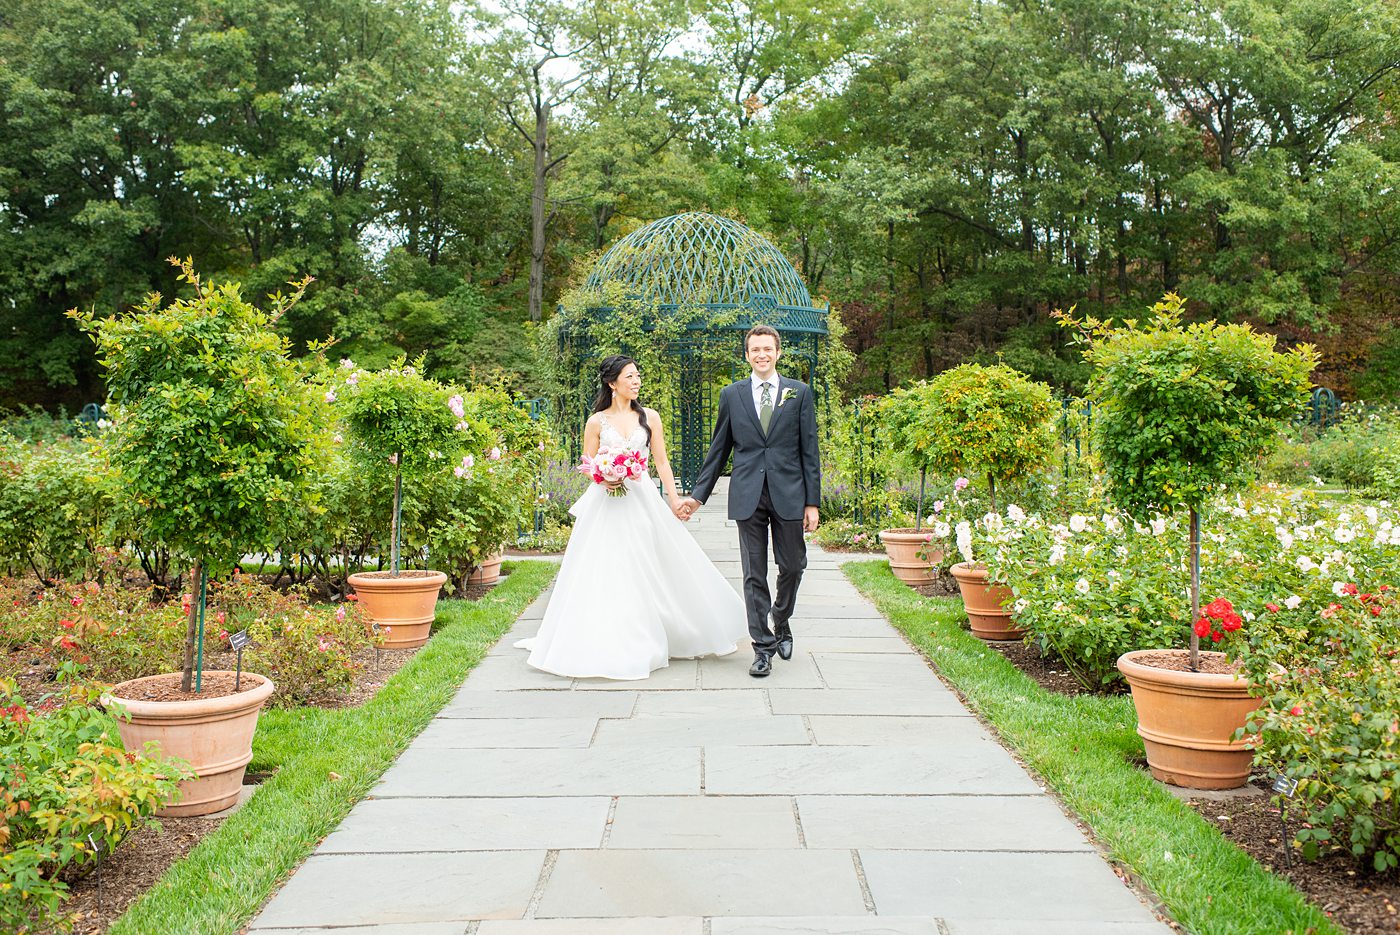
[577,446,648,497]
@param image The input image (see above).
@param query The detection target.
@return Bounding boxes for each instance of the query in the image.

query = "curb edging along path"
[250,480,1171,934]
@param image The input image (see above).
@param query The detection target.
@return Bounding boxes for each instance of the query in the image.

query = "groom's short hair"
[745,324,781,351]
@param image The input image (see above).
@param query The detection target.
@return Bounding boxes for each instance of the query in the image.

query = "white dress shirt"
[750,371,779,418]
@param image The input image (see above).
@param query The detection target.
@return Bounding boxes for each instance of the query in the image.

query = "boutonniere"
[778,387,799,407]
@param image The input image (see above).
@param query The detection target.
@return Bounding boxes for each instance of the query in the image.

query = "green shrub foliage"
[0,671,188,932]
[879,363,1055,511]
[69,260,330,577]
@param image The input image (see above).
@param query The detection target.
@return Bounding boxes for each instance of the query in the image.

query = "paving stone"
[797,795,1091,851]
[438,690,636,719]
[592,714,810,747]
[812,653,940,688]
[412,718,598,749]
[632,689,770,717]
[457,656,571,691]
[791,637,909,653]
[535,849,869,918]
[606,796,801,848]
[942,922,1170,935]
[478,921,702,934]
[700,651,827,689]
[769,688,966,717]
[249,852,544,928]
[711,919,941,935]
[789,619,901,637]
[806,715,983,746]
[706,745,1040,795]
[374,748,700,797]
[794,602,886,619]
[572,659,698,690]
[859,851,1160,922]
[317,797,610,853]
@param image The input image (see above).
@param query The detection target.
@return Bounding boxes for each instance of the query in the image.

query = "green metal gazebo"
[556,212,830,490]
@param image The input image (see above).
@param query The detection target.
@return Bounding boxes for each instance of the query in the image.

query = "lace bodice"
[598,413,650,456]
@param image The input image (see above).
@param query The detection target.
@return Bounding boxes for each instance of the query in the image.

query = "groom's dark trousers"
[738,481,806,655]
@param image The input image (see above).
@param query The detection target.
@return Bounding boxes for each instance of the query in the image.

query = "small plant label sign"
[230,629,251,689]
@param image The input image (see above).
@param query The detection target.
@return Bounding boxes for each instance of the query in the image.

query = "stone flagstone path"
[250,480,1171,934]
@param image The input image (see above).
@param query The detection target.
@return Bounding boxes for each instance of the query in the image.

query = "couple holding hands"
[517,325,821,680]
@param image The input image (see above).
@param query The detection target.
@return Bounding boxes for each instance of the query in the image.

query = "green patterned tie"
[759,381,774,434]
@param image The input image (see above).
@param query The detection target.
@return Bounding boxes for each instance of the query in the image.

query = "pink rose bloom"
[325,389,337,403]
[954,477,969,491]
[448,394,465,418]
[489,447,502,460]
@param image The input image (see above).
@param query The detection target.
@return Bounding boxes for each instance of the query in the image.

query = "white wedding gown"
[516,416,747,680]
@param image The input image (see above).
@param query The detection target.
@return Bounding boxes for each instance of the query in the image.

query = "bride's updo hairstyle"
[593,355,651,444]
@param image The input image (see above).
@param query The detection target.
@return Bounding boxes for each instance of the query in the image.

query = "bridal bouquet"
[578,447,648,497]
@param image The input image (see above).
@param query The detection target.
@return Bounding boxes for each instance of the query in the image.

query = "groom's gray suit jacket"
[690,375,821,522]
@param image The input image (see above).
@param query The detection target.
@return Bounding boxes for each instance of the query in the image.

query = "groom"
[681,325,821,678]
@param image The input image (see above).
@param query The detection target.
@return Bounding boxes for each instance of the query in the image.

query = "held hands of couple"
[673,496,702,521]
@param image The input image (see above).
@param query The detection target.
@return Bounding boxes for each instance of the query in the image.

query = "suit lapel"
[736,378,764,438]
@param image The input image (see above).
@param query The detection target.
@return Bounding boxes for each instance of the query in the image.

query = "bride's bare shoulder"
[584,412,605,429]
[643,406,663,423]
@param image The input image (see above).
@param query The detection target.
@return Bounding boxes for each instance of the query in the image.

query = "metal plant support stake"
[914,467,927,531]
[1188,508,1201,672]
[194,567,207,693]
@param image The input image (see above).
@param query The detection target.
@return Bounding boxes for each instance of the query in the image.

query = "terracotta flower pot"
[949,561,1024,641]
[880,528,943,587]
[107,671,274,817]
[348,570,448,649]
[1117,649,1261,790]
[467,553,504,585]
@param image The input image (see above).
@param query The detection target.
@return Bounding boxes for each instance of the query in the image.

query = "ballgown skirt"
[516,477,747,680]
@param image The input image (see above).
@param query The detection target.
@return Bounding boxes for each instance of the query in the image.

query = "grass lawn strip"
[845,561,1340,935]
[108,560,556,935]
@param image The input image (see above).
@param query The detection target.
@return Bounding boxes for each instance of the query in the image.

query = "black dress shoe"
[749,653,772,678]
[776,635,794,661]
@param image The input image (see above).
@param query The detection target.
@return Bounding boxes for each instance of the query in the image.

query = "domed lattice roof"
[582,212,826,333]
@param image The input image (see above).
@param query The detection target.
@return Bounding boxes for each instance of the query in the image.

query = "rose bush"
[0,669,187,932]
[987,485,1400,689]
[1242,585,1400,872]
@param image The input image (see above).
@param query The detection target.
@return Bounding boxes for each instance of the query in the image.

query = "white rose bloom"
[1338,512,1352,524]
[1049,543,1067,565]
[1013,598,1029,614]
[934,521,951,539]
[1296,555,1316,572]
[1006,504,1026,523]
[1319,561,1331,576]
[1150,518,1167,536]
[1277,531,1294,550]
[1075,577,1091,594]
[955,521,974,563]
[1391,528,1400,546]
[1334,526,1355,544]
[1069,514,1088,533]
[1365,506,1379,524]
[1231,506,1248,519]
[1103,514,1122,533]
[1284,595,1303,610]
[1294,526,1310,540]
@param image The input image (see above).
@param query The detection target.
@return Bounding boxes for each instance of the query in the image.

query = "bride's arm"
[646,409,682,510]
[583,417,601,458]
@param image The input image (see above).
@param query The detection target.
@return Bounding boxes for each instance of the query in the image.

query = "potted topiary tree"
[884,364,1055,638]
[336,359,486,647]
[1064,294,1316,789]
[71,259,326,816]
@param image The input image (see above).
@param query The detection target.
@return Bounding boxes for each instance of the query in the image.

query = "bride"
[516,355,748,679]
